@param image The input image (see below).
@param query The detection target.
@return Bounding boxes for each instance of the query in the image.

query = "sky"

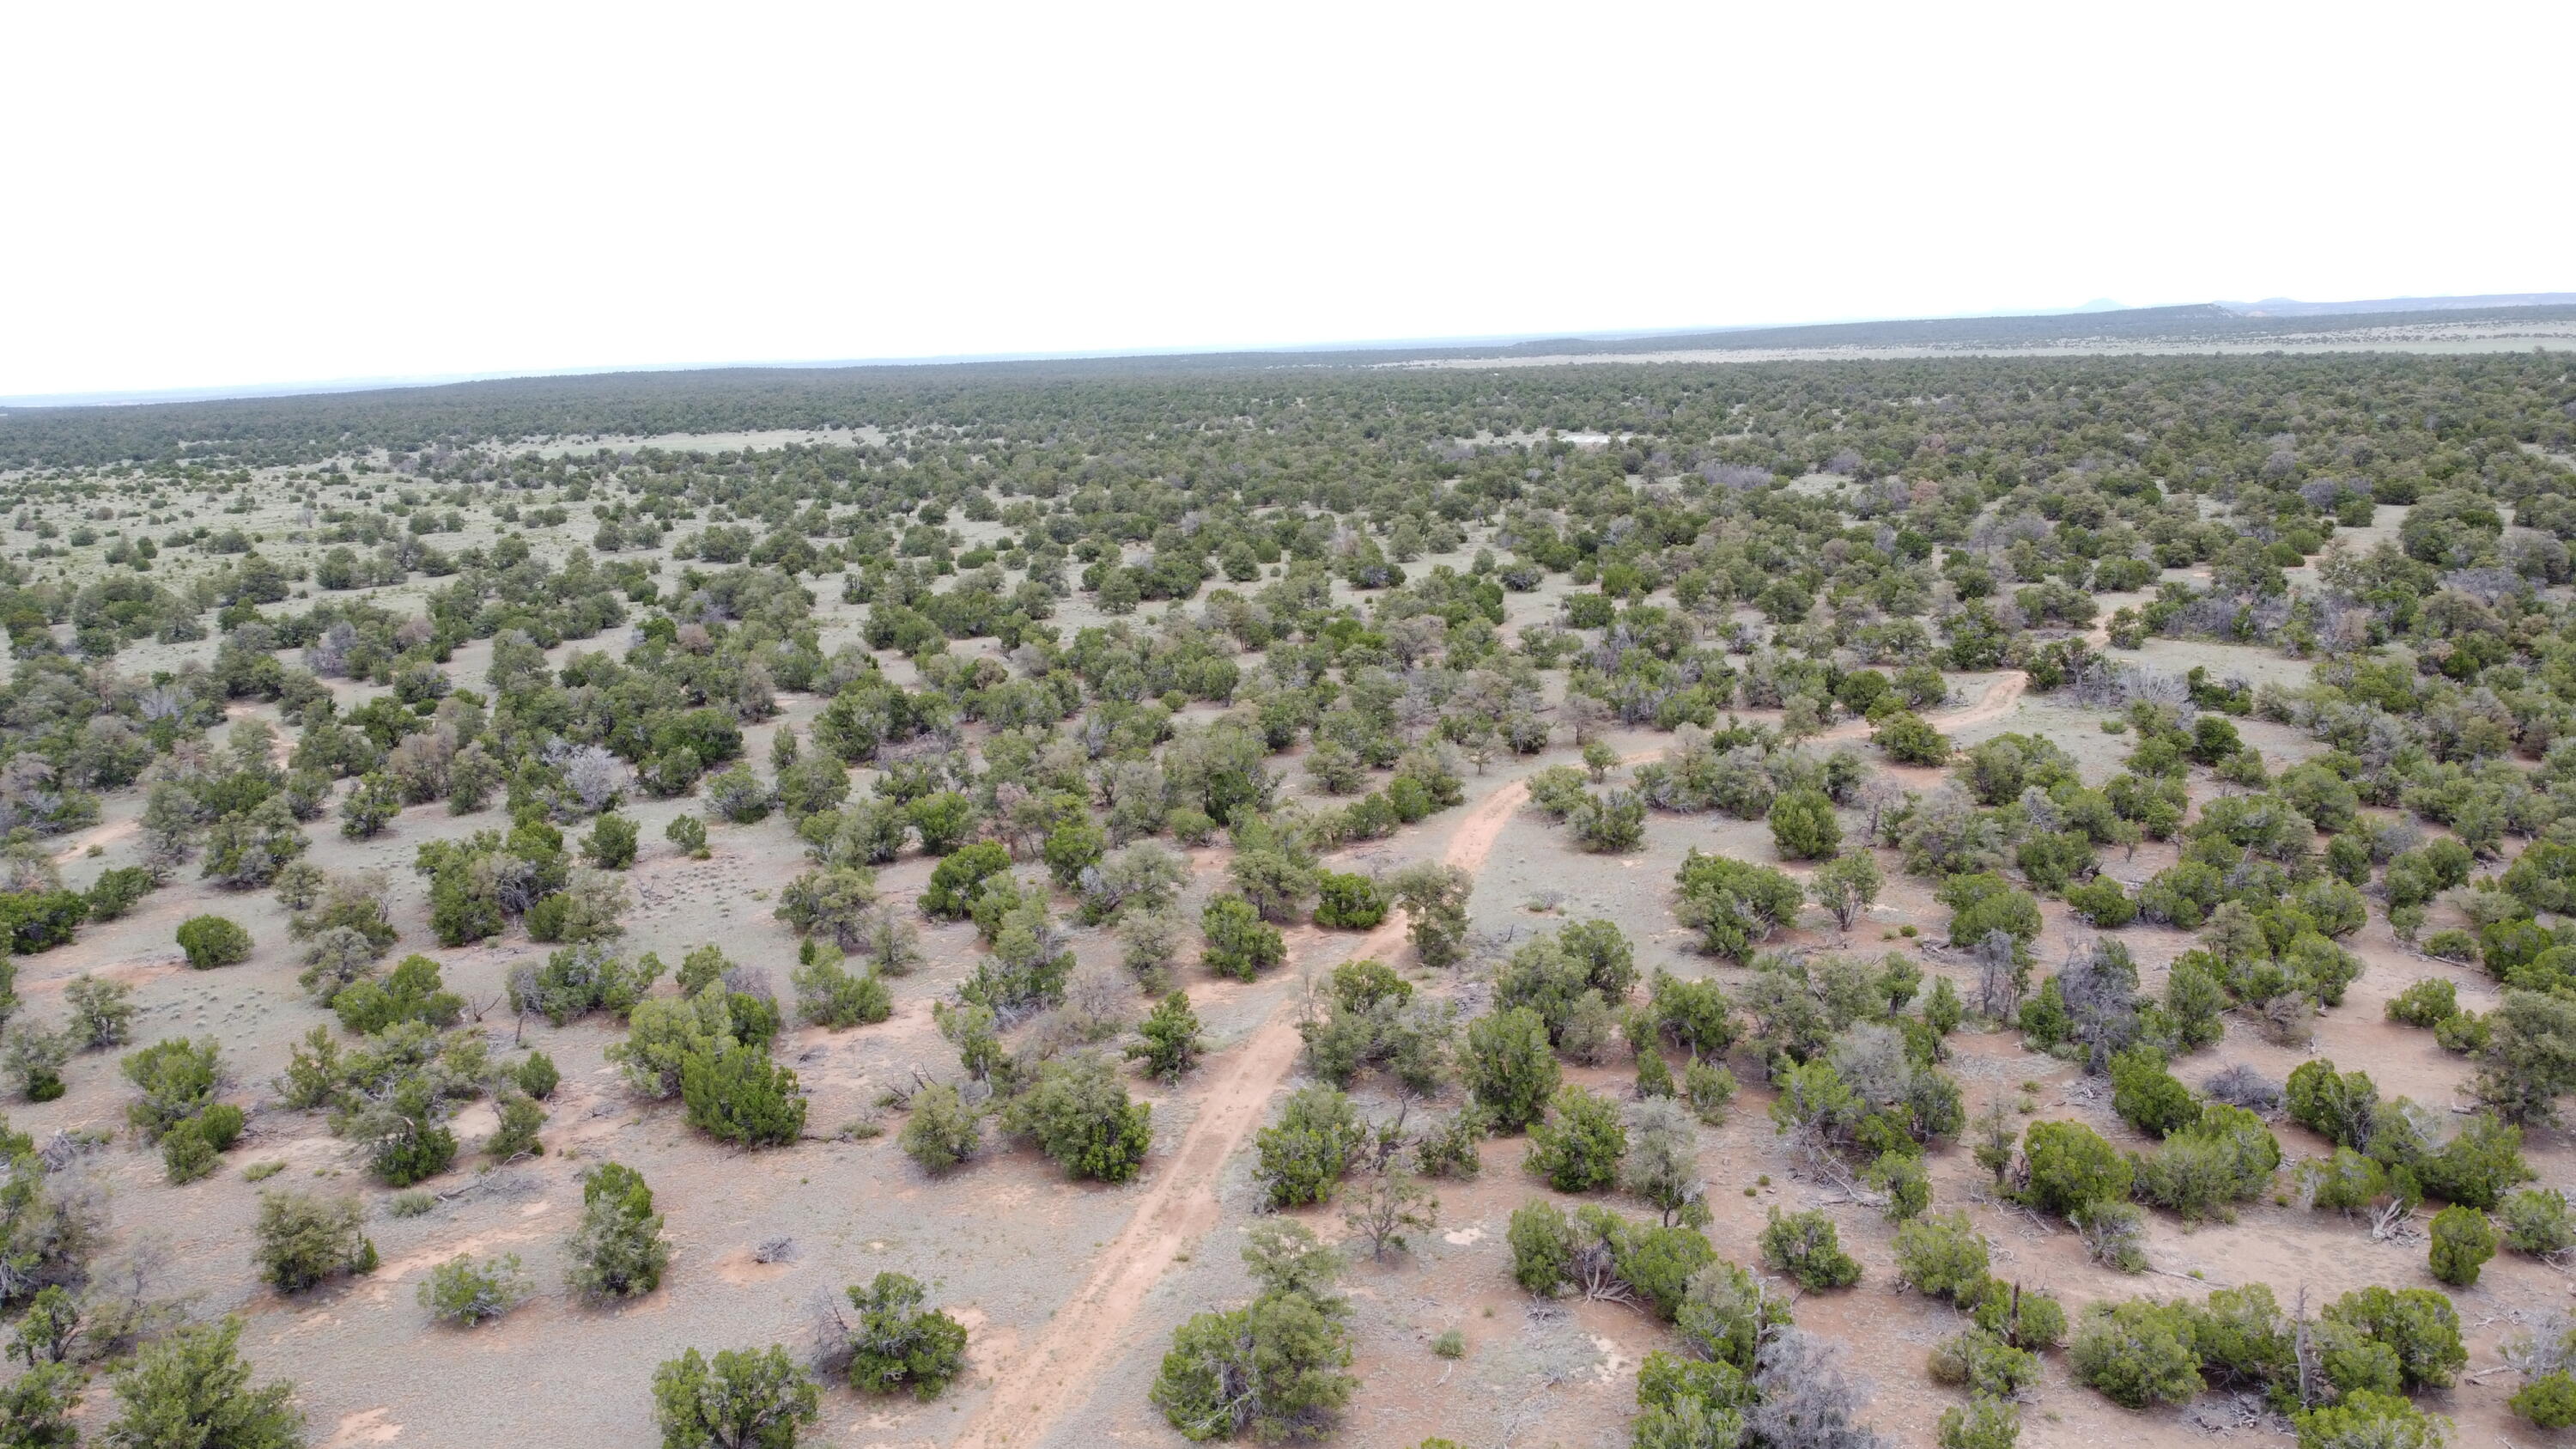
[4,0,2569,401]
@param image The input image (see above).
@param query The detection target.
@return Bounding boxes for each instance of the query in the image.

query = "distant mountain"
[1491,304,2245,356]
[1485,297,2576,357]
[2224,292,2576,317]
[9,295,2574,460]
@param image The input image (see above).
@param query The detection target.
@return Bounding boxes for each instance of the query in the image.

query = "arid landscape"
[0,343,2573,1449]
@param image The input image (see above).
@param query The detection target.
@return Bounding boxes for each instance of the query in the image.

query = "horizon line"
[8,289,2570,412]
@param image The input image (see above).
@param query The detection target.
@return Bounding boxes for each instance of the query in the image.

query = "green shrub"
[1610,1221,1716,1321]
[651,1346,818,1449]
[1939,873,2041,947]
[2415,1112,2531,1209]
[1003,1052,1151,1183]
[103,1318,301,1449]
[1758,1208,1860,1290]
[791,955,892,1028]
[581,812,638,869]
[839,1272,969,1398]
[2063,876,2136,928]
[2021,1120,2130,1217]
[566,1162,669,1300]
[1,1025,70,1103]
[1870,1150,1931,1220]
[2428,1204,2496,1286]
[664,813,709,857]
[920,842,1010,918]
[1673,851,1803,960]
[1312,871,1388,929]
[1892,1211,1990,1301]
[252,1190,376,1293]
[1524,1086,1627,1193]
[418,1253,532,1325]
[2109,1045,2200,1137]
[898,1084,981,1174]
[0,890,88,953]
[2293,1390,2448,1449]
[2300,1148,2390,1215]
[1767,788,1841,861]
[680,1044,808,1148]
[1413,1107,1486,1179]
[514,1050,561,1100]
[161,1119,220,1184]
[2386,978,2460,1026]
[1670,1259,1786,1373]
[2324,1286,2466,1390]
[1874,710,1952,764]
[1683,1059,1736,1125]
[1507,1200,1574,1295]
[2131,1105,2281,1222]
[2433,1011,2490,1054]
[1200,895,1285,980]
[1151,1223,1356,1441]
[1255,1084,1365,1209]
[159,1100,244,1182]
[0,1360,82,1446]
[2286,1058,2379,1150]
[1128,992,1205,1083]
[2512,1371,2576,1429]
[1937,1396,2020,1449]
[64,972,135,1049]
[85,866,154,921]
[487,1093,544,1160]
[2501,1188,2576,1256]
[333,954,465,1035]
[174,915,252,970]
[2472,990,2576,1125]
[2070,1299,2203,1408]
[2074,1202,2150,1273]
[339,772,401,837]
[1928,1327,2040,1398]
[1464,1008,1559,1132]
[512,942,659,1026]
[121,1037,222,1142]
[1972,1282,2068,1351]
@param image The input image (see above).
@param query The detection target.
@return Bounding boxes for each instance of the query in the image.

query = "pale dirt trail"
[954,779,1531,1449]
[1816,669,2028,746]
[955,672,2030,1446]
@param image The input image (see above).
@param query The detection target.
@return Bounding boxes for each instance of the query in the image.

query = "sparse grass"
[243,1160,285,1182]
[1432,1330,1465,1359]
[386,1190,435,1219]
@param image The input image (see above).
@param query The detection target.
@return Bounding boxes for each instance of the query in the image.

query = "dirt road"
[951,670,2030,1446]
[1816,669,2027,745]
[953,779,1531,1449]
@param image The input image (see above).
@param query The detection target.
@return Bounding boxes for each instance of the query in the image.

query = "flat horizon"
[10,289,2572,413]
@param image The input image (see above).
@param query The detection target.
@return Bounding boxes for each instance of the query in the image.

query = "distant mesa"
[2221,291,2576,317]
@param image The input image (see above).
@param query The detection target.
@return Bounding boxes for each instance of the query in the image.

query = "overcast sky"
[4,0,2567,400]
